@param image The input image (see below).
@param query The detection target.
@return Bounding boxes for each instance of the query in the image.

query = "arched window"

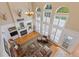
[50,7,69,43]
[56,7,69,14]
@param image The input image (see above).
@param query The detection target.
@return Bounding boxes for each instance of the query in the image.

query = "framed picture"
[19,22,25,29]
[8,26,16,32]
[27,22,32,30]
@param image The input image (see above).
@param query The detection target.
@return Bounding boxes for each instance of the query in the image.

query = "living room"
[0,2,79,57]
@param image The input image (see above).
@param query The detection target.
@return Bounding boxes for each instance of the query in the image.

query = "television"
[10,31,18,37]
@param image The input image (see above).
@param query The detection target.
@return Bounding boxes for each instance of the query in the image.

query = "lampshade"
[25,9,34,16]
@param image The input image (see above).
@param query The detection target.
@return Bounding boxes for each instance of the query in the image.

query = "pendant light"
[25,9,34,16]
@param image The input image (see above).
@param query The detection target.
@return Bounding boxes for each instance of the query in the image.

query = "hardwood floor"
[72,44,79,56]
[49,43,59,56]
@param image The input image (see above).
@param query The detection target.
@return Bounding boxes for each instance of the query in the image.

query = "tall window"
[50,7,69,43]
[35,8,42,33]
[42,4,52,37]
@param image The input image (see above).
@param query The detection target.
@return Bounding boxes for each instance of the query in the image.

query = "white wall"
[8,2,32,21]
[0,26,9,57]
[0,2,13,25]
[0,2,33,25]
[59,28,79,53]
[0,3,33,57]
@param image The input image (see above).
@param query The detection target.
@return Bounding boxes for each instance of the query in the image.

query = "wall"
[32,2,79,32]
[1,2,78,32]
[0,2,33,25]
[32,2,79,55]
[8,2,32,21]
[0,2,13,25]
[0,2,12,57]
[0,2,79,56]
[0,26,9,57]
[0,26,2,56]
[0,2,33,57]
[53,2,79,32]
[59,28,79,53]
